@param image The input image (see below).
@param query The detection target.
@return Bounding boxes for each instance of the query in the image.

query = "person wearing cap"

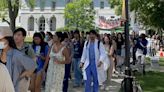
[80,30,108,92]
[0,27,36,92]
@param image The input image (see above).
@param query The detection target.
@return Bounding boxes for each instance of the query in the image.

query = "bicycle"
[119,70,143,92]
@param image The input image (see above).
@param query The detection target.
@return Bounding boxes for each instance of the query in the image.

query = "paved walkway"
[67,77,123,92]
[40,76,123,92]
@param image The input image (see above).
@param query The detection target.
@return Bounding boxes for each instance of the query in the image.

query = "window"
[100,1,104,9]
[28,16,34,31]
[90,1,94,9]
[50,16,56,31]
[40,0,45,11]
[52,1,56,10]
[39,16,45,31]
[19,16,21,23]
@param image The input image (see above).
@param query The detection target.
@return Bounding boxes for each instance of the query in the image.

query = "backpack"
[86,40,101,50]
[24,46,29,56]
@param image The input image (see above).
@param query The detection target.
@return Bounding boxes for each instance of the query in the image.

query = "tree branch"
[14,0,19,18]
[2,18,10,25]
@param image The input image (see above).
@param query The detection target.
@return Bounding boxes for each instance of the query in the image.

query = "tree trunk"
[10,18,16,32]
[7,0,19,32]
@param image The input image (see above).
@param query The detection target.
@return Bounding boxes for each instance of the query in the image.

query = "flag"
[122,0,126,21]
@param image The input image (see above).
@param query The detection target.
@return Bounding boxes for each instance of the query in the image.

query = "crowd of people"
[0,27,162,92]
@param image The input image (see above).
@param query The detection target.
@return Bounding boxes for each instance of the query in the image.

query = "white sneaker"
[105,86,110,91]
[100,85,105,90]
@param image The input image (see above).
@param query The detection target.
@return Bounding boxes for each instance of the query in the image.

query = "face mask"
[45,35,49,41]
[0,42,7,49]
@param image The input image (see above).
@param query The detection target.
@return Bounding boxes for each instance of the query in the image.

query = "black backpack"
[86,40,101,50]
[24,45,29,56]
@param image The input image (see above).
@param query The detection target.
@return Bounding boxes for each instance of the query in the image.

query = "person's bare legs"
[113,56,117,73]
[29,74,36,92]
[109,59,114,81]
[106,58,114,91]
[35,72,43,92]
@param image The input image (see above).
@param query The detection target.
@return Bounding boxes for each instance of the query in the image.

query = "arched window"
[28,16,34,31]
[50,16,56,31]
[39,16,45,31]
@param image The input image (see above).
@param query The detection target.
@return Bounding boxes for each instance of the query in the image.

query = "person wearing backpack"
[80,30,108,92]
[14,28,36,59]
[13,28,36,92]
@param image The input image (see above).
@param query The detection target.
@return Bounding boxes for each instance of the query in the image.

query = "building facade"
[19,0,68,36]
[0,0,125,36]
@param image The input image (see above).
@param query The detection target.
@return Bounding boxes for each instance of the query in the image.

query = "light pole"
[124,0,133,91]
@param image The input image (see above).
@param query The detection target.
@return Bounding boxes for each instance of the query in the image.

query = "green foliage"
[131,0,164,30]
[108,0,122,15]
[109,0,164,30]
[29,0,35,9]
[0,0,8,10]
[64,0,95,31]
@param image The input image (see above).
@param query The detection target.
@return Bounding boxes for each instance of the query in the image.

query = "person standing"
[43,32,70,92]
[13,28,36,92]
[116,33,125,73]
[62,32,72,92]
[31,33,49,92]
[103,34,116,90]
[45,32,53,47]
[0,27,35,92]
[0,63,15,92]
[136,34,148,74]
[72,30,83,87]
[80,30,107,92]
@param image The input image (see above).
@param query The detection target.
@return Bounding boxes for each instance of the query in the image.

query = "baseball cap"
[0,27,13,39]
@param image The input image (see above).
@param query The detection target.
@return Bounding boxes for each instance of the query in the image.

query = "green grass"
[159,58,164,66]
[137,71,164,92]
[145,57,164,66]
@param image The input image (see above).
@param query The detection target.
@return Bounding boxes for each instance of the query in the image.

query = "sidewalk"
[40,76,123,92]
[67,77,123,92]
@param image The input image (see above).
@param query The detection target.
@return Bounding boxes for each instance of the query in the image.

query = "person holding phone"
[43,32,70,92]
[31,33,49,92]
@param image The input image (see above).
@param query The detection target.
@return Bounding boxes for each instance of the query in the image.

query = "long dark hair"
[103,35,112,47]
[116,33,124,42]
[32,32,47,53]
[55,32,65,42]
[4,36,17,49]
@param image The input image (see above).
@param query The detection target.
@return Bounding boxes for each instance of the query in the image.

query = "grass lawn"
[159,58,164,66]
[145,57,164,66]
[137,71,164,92]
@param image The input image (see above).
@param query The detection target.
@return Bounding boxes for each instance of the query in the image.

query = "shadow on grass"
[137,71,164,92]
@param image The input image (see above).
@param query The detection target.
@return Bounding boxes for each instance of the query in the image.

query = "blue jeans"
[85,64,99,92]
[63,63,71,92]
[73,58,83,85]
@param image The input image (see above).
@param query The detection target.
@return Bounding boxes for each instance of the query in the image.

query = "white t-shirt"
[0,63,15,92]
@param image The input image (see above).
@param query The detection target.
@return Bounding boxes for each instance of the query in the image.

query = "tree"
[109,0,164,30]
[131,0,164,30]
[64,0,95,30]
[108,0,123,15]
[0,0,34,32]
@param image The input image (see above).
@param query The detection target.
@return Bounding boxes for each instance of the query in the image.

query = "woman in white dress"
[43,32,70,92]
